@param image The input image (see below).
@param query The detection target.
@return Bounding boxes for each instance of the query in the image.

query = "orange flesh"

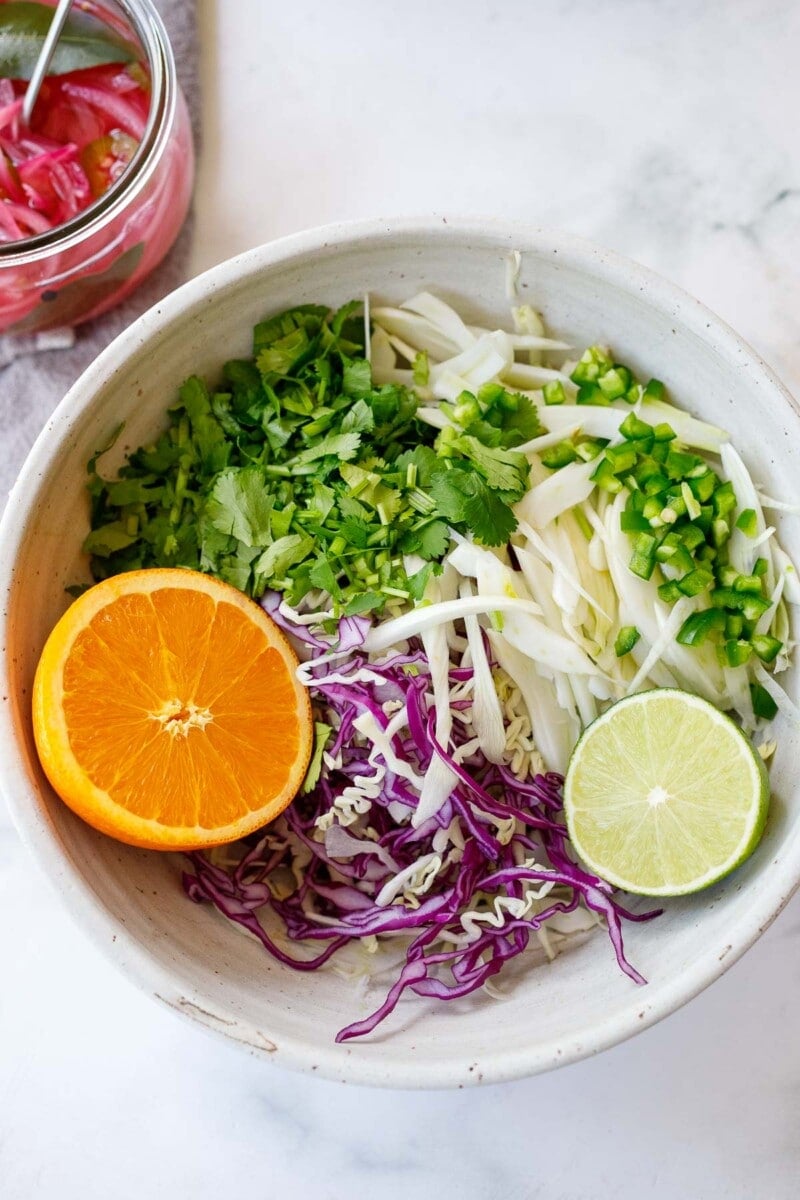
[33,572,312,849]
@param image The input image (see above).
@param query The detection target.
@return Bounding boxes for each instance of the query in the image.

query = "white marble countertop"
[3,1,800,1196]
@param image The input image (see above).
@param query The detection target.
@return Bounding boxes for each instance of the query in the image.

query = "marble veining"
[2,1,800,1196]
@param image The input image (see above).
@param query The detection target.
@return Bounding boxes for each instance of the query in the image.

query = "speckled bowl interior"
[2,219,799,1087]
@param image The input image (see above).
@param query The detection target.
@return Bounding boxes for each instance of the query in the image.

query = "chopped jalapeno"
[542,380,566,405]
[614,626,641,657]
[677,610,726,646]
[735,508,758,537]
[540,440,578,470]
[629,533,658,580]
[751,634,783,663]
[750,683,778,721]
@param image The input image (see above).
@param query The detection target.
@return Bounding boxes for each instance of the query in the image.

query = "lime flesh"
[563,689,770,897]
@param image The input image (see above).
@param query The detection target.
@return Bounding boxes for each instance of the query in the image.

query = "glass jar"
[0,0,194,333]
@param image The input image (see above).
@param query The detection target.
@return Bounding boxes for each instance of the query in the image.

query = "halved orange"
[32,569,313,850]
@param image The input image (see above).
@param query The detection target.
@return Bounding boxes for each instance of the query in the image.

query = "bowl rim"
[2,214,800,1089]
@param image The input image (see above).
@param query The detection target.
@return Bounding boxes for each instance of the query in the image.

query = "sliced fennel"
[460,581,506,764]
[370,286,798,749]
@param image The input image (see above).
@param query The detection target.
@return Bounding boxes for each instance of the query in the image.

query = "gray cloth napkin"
[0,0,199,505]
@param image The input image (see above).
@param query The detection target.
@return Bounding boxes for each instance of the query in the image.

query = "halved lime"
[563,689,770,896]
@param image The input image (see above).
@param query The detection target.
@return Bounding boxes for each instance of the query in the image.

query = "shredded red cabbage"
[183,596,660,1042]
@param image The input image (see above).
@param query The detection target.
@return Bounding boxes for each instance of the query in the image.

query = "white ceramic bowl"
[2,218,799,1089]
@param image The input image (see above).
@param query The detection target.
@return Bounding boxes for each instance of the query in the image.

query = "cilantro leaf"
[205,466,273,545]
[337,494,371,521]
[406,562,440,601]
[309,557,340,597]
[461,479,518,545]
[218,558,255,593]
[331,300,362,337]
[295,432,362,464]
[198,514,236,571]
[270,503,295,538]
[104,478,164,507]
[452,436,530,500]
[254,534,315,582]
[428,465,476,523]
[338,518,372,549]
[500,394,542,444]
[341,398,375,434]
[252,305,327,355]
[329,301,366,351]
[401,519,451,560]
[257,327,313,378]
[82,522,140,557]
[342,357,372,399]
[428,464,518,546]
[344,590,384,616]
[394,445,439,487]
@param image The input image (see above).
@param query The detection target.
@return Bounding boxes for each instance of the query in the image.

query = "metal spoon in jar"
[21,0,76,125]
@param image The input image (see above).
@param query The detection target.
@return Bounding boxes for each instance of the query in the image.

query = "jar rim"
[0,0,178,266]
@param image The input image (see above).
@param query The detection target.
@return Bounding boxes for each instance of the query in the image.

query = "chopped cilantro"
[83,302,530,613]
[402,519,451,559]
[450,436,530,499]
[412,350,430,387]
[204,467,274,544]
